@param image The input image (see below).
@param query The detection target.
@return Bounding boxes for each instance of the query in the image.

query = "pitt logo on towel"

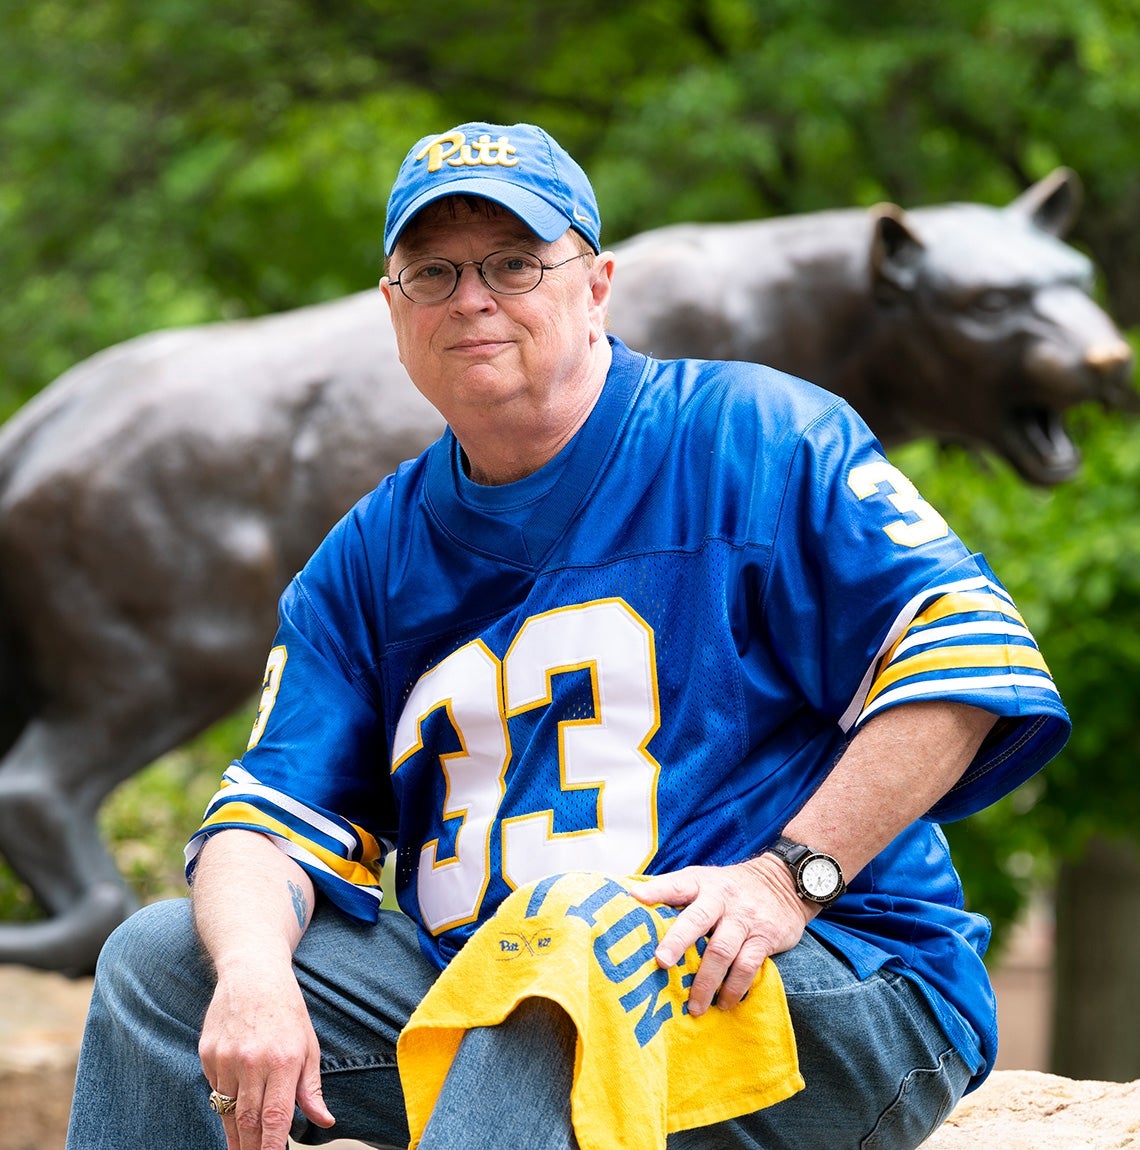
[415,130,519,173]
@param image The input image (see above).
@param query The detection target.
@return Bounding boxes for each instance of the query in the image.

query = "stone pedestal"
[921,1069,1140,1147]
[0,966,91,1150]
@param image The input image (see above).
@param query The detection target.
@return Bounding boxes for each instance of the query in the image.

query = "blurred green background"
[1,0,1139,1074]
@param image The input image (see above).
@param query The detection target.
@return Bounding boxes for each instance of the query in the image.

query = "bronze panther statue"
[607,167,1134,486]
[0,168,1132,972]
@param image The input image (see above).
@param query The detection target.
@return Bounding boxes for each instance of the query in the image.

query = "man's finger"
[684,917,749,1014]
[297,1066,337,1130]
[210,1086,241,1150]
[630,870,699,908]
[244,1079,298,1150]
[712,936,770,1011]
[652,895,721,967]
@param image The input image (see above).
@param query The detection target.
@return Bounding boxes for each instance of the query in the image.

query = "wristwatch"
[767,835,846,907]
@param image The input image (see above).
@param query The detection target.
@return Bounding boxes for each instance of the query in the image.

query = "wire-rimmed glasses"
[390,249,592,304]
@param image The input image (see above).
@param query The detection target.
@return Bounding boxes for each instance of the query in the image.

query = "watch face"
[801,856,840,899]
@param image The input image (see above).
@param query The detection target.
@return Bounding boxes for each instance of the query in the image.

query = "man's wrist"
[743,853,816,922]
[765,835,847,908]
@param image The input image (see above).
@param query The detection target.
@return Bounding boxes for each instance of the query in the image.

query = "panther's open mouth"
[1003,406,1081,486]
[1003,348,1138,485]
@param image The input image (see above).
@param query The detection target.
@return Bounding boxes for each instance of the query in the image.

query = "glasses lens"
[480,251,544,295]
[397,258,457,303]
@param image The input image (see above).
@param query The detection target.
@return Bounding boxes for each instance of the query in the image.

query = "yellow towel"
[397,871,803,1150]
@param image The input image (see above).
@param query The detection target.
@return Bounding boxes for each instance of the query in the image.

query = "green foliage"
[589,0,1140,242]
[0,861,39,923]
[4,0,1139,416]
[0,0,450,417]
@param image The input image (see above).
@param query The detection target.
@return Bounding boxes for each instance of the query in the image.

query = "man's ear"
[589,252,617,338]
[588,251,616,340]
[377,278,408,368]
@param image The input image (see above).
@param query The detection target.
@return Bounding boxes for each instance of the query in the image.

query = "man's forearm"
[780,699,997,884]
[191,828,315,976]
[192,830,338,1139]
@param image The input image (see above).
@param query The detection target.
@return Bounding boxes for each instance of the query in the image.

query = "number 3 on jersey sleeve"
[391,599,662,935]
[847,460,948,548]
[247,645,288,750]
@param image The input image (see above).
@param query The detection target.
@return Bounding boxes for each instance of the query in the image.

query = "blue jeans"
[66,898,970,1149]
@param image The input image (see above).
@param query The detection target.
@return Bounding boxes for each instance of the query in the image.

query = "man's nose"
[451,262,495,308]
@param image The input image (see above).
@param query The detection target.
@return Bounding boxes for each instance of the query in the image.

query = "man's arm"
[192,828,336,1150]
[632,699,996,1015]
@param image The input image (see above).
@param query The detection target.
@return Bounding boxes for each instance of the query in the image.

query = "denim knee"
[93,898,208,1021]
[68,899,221,1150]
[97,899,194,968]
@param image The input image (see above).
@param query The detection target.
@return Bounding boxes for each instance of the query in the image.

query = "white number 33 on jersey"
[391,599,662,934]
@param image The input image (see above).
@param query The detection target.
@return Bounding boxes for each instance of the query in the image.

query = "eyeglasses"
[389,249,592,304]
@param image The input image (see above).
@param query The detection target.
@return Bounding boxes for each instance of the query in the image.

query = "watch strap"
[769,835,811,867]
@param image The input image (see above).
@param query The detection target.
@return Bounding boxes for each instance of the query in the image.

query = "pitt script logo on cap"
[415,131,519,174]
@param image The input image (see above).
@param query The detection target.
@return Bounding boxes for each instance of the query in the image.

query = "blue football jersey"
[188,337,1068,1085]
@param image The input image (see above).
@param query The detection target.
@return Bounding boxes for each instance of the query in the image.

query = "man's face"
[380,200,613,433]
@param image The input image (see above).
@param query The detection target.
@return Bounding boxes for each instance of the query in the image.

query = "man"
[67,122,1068,1150]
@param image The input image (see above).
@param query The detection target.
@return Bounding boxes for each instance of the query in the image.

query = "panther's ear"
[870,204,925,298]
[1009,167,1083,237]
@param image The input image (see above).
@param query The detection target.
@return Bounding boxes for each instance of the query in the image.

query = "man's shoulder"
[629,346,853,456]
[630,342,842,412]
[292,445,439,595]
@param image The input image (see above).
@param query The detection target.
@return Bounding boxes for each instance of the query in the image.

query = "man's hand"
[631,855,810,1016]
[198,958,335,1150]
[191,830,335,1149]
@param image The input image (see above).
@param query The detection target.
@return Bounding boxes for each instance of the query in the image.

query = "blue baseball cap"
[383,121,601,256]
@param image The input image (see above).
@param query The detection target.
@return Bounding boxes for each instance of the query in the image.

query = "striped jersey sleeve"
[185,764,390,921]
[183,529,400,921]
[840,573,1061,731]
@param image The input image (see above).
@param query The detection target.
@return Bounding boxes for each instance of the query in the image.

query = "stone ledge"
[0,965,92,1150]
[922,1069,1140,1148]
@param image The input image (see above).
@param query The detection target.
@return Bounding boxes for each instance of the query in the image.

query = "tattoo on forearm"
[288,880,308,929]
